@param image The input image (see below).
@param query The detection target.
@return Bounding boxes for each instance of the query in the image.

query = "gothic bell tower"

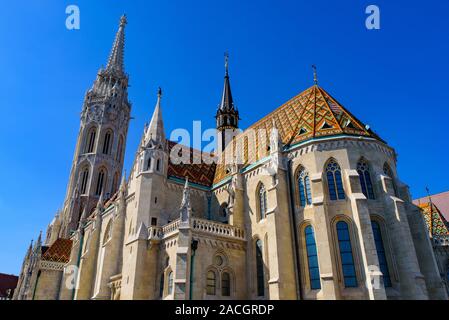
[215,53,240,152]
[60,15,131,237]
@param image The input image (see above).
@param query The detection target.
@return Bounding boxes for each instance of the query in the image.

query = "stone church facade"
[14,16,448,300]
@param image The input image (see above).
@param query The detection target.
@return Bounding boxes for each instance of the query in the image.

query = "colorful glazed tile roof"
[167,140,217,187]
[213,85,383,184]
[414,191,449,222]
[41,238,73,263]
[418,202,449,237]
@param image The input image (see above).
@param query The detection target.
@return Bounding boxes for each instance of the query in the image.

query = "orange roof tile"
[213,85,383,184]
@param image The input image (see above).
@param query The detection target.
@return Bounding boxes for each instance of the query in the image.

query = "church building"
[13,16,449,300]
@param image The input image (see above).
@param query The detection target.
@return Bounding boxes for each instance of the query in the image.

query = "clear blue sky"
[0,0,448,275]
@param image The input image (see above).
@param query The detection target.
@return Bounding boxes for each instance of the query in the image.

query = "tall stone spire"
[106,14,127,74]
[145,87,165,144]
[219,52,236,112]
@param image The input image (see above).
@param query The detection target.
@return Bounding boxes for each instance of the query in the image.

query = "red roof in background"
[0,273,18,298]
[414,190,449,222]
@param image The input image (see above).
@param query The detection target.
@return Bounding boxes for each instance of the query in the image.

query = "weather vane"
[224,52,229,74]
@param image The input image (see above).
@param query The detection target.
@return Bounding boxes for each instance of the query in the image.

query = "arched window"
[305,225,321,290]
[167,271,173,295]
[383,163,398,197]
[86,128,97,153]
[116,136,124,161]
[371,221,392,287]
[80,167,89,194]
[336,221,357,287]
[256,239,265,296]
[326,159,345,200]
[357,159,375,199]
[258,184,267,220]
[156,159,161,171]
[298,167,312,206]
[96,168,107,196]
[206,271,216,295]
[147,157,152,171]
[222,272,231,296]
[102,131,113,154]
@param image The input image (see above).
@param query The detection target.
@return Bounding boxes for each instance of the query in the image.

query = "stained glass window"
[259,184,267,219]
[206,271,216,295]
[357,159,375,199]
[298,168,312,206]
[371,221,392,287]
[326,159,345,200]
[336,221,357,287]
[305,225,321,290]
[222,272,231,296]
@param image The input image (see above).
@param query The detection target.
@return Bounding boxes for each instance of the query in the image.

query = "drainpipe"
[286,158,303,300]
[189,239,199,300]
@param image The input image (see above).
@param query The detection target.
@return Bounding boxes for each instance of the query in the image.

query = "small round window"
[214,255,224,266]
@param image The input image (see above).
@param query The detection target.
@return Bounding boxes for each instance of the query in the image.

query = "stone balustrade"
[148,218,245,242]
[192,218,245,240]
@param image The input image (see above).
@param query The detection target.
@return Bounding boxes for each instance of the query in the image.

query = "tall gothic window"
[206,271,216,295]
[298,167,312,206]
[86,128,97,153]
[80,167,89,194]
[167,271,173,295]
[357,159,375,199]
[256,239,265,297]
[371,221,392,287]
[258,184,267,220]
[156,159,161,171]
[305,225,321,290]
[336,221,357,288]
[326,159,345,200]
[103,131,112,154]
[383,163,398,197]
[222,272,231,296]
[147,157,152,171]
[96,169,106,196]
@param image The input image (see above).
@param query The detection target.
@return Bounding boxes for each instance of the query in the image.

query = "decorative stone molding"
[39,260,66,271]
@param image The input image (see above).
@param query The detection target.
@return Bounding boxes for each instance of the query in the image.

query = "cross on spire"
[224,51,229,75]
[312,65,318,85]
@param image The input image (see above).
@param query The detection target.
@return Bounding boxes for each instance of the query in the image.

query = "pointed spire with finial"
[106,14,127,74]
[219,52,235,112]
[312,65,318,85]
[145,87,165,144]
